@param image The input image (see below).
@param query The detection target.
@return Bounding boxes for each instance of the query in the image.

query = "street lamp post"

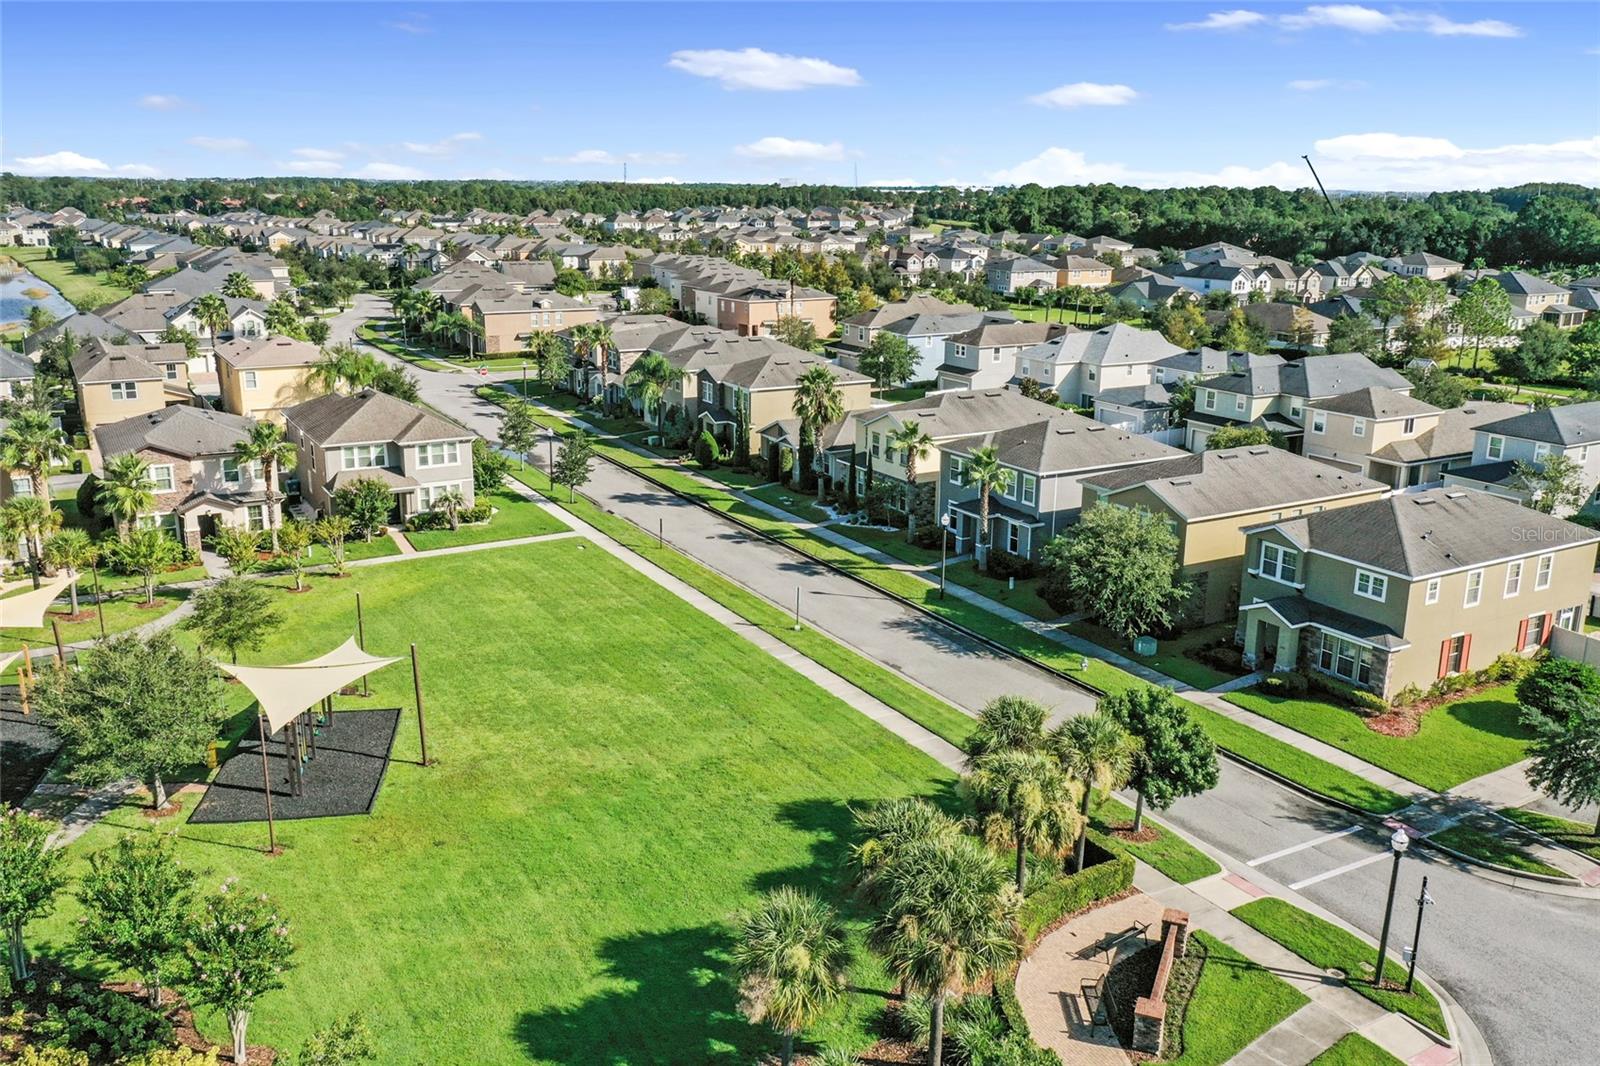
[1374,827,1409,987]
[939,512,951,599]
[1404,876,1433,994]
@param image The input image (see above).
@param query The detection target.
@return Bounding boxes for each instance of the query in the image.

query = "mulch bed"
[188,709,400,824]
[1362,675,1511,738]
[1,700,61,806]
[1111,825,1161,844]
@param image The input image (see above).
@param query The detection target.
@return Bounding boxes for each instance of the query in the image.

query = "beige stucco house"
[215,336,324,423]
[71,339,195,440]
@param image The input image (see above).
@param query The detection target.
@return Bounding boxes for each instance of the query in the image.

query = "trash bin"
[72,458,83,474]
[1133,635,1157,656]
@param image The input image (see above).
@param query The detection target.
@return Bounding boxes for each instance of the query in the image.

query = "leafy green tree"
[113,527,184,604]
[471,437,510,494]
[185,881,296,1065]
[792,365,845,499]
[214,526,264,575]
[43,528,99,615]
[623,351,679,426]
[234,420,296,553]
[523,331,570,392]
[858,331,917,394]
[311,515,353,574]
[1449,278,1513,371]
[305,318,332,346]
[1215,307,1263,352]
[333,477,395,542]
[372,364,421,403]
[276,519,313,591]
[499,399,540,466]
[1524,701,1600,835]
[98,453,157,539]
[964,748,1079,892]
[869,835,1019,1066]
[1326,314,1378,359]
[1051,711,1136,871]
[772,315,819,352]
[35,632,226,810]
[731,888,852,1066]
[888,420,934,542]
[1039,505,1189,640]
[1101,686,1217,831]
[1205,425,1274,450]
[1518,659,1600,725]
[1513,453,1586,514]
[635,287,674,316]
[553,430,597,502]
[160,324,201,362]
[1499,322,1569,387]
[1157,301,1208,349]
[0,809,66,980]
[77,835,197,1005]
[963,445,1010,570]
[295,1013,377,1066]
[25,305,56,336]
[185,576,283,663]
[1403,364,1467,408]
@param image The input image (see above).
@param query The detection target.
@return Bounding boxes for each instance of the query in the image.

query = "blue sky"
[3,2,1597,190]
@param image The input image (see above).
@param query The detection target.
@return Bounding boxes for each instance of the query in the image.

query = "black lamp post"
[1374,827,1410,987]
[1405,876,1433,994]
[939,512,951,598]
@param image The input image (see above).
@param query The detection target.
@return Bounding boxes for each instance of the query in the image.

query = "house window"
[1403,418,1416,434]
[700,380,715,403]
[341,444,388,470]
[418,482,463,508]
[1354,570,1386,601]
[1425,578,1441,605]
[1259,542,1299,584]
[949,457,965,484]
[1557,606,1579,631]
[871,432,881,458]
[1443,634,1467,675]
[1289,400,1303,420]
[854,467,866,495]
[110,382,139,401]
[1317,634,1373,686]
[417,441,460,467]
[998,469,1016,499]
[1464,569,1483,607]
[246,504,266,532]
[1533,442,1551,461]
[991,349,1001,364]
[1006,522,1021,554]
[1021,474,1037,506]
[221,458,242,485]
[1505,560,1523,597]
[243,371,258,389]
[1088,368,1097,382]
[1352,418,1366,438]
[1234,394,1246,413]
[1522,613,1548,651]
[1311,411,1327,435]
[1202,390,1216,411]
[1486,435,1504,460]
[164,364,180,381]
[1535,553,1554,590]
[150,464,175,493]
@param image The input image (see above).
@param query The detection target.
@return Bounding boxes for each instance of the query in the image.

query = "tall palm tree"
[97,453,156,539]
[964,748,1080,893]
[221,272,257,300]
[233,421,297,553]
[849,797,964,906]
[888,420,934,542]
[0,496,61,588]
[792,365,845,501]
[43,528,98,615]
[963,445,1008,570]
[1051,711,1137,872]
[963,695,1050,765]
[624,352,678,425]
[193,293,231,375]
[312,344,380,395]
[731,888,853,1066]
[870,836,1019,1066]
[0,410,72,517]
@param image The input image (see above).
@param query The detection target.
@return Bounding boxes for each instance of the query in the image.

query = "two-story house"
[215,336,324,423]
[938,410,1185,560]
[1184,352,1412,453]
[698,348,871,454]
[0,346,36,403]
[1167,262,1270,301]
[1012,323,1185,408]
[91,405,277,548]
[1384,252,1463,281]
[1442,401,1600,515]
[835,296,1016,383]
[71,339,194,440]
[1081,446,1388,623]
[466,291,601,355]
[714,281,837,339]
[1303,388,1530,489]
[284,389,476,522]
[1237,489,1599,701]
[1052,255,1114,290]
[985,254,1058,295]
[935,321,1068,392]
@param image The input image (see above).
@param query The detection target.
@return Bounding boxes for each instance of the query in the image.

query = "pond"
[0,267,75,330]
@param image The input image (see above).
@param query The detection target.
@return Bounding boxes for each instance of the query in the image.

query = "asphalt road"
[356,319,1600,1066]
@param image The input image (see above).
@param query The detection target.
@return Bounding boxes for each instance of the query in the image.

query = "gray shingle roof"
[941,409,1184,474]
[285,389,470,446]
[1202,352,1410,398]
[215,336,321,370]
[1309,387,1439,420]
[93,405,254,460]
[1369,401,1528,464]
[1474,401,1600,446]
[71,340,181,384]
[1082,446,1384,520]
[1016,322,1185,368]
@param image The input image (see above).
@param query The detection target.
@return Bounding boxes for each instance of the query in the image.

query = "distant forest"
[4,174,1597,267]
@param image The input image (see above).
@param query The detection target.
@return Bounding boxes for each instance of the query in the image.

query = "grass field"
[37,542,956,1063]
[0,585,189,649]
[1309,1033,1404,1066]
[1428,823,1565,877]
[1004,303,1105,327]
[400,488,567,551]
[1167,932,1308,1066]
[1498,807,1600,861]
[1065,619,1242,691]
[1225,684,1533,792]
[1231,897,1447,1035]
[4,245,136,311]
[1090,795,1220,884]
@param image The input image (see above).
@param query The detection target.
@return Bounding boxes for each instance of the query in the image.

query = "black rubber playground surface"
[189,708,401,824]
[1,705,62,807]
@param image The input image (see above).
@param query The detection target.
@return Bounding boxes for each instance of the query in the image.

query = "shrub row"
[402,502,492,532]
[1018,831,1134,943]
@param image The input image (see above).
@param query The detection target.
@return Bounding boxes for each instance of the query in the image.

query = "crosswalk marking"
[1247,825,1365,867]
[1288,851,1391,890]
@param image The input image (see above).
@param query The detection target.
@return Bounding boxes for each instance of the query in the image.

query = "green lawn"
[356,323,458,373]
[1498,807,1600,861]
[0,585,189,649]
[878,382,934,403]
[3,246,136,311]
[401,488,568,551]
[493,389,1410,815]
[38,541,956,1064]
[1167,931,1308,1066]
[1309,1033,1404,1066]
[1428,823,1565,877]
[1090,795,1220,884]
[748,483,832,523]
[1005,303,1104,327]
[1231,898,1447,1035]
[258,535,402,573]
[1224,684,1534,792]
[1063,619,1243,691]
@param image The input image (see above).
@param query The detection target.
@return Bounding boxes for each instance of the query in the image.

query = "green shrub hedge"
[1018,830,1134,942]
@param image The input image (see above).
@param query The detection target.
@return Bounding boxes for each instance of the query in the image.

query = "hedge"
[1018,830,1135,942]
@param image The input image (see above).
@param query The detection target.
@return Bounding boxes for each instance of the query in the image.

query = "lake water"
[0,269,76,329]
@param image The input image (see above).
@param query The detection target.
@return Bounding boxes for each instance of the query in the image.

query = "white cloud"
[7,150,112,174]
[188,136,251,152]
[355,162,425,180]
[1287,78,1365,91]
[116,163,160,177]
[542,148,684,165]
[1028,82,1139,109]
[1165,9,1268,31]
[402,132,481,156]
[667,47,862,91]
[276,160,342,175]
[137,94,187,111]
[988,133,1600,192]
[734,136,847,162]
[291,147,344,162]
[385,13,431,34]
[627,176,683,185]
[1169,5,1522,37]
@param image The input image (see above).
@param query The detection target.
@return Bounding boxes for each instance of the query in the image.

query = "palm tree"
[0,410,72,515]
[870,835,1019,1066]
[888,420,934,542]
[963,695,1050,765]
[792,365,845,501]
[43,528,98,615]
[0,496,61,588]
[624,352,678,426]
[221,272,257,300]
[312,344,380,394]
[963,445,1008,570]
[97,453,156,539]
[964,748,1080,893]
[849,797,964,906]
[233,421,296,553]
[731,888,852,1066]
[433,487,467,530]
[1051,711,1137,872]
[193,293,231,375]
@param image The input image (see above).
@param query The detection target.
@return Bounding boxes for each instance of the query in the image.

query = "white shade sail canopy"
[0,651,19,676]
[216,638,400,732]
[0,573,79,631]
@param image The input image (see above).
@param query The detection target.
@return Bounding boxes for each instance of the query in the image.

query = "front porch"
[1238,597,1409,699]
[947,498,1045,560]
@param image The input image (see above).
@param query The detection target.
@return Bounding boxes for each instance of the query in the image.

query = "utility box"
[1133,635,1157,656]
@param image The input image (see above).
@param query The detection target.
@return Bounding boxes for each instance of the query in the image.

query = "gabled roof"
[948,321,1067,348]
[1264,488,1599,578]
[1201,352,1410,398]
[71,339,179,384]
[0,346,35,382]
[711,350,868,391]
[215,335,321,370]
[858,388,1065,441]
[1369,401,1528,464]
[1492,270,1568,297]
[843,294,972,330]
[284,388,470,446]
[93,404,254,460]
[1082,446,1384,520]
[1309,387,1439,420]
[1015,322,1184,368]
[941,409,1184,475]
[1473,400,1600,447]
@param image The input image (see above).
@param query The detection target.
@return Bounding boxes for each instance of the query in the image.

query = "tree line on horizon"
[4,174,1597,267]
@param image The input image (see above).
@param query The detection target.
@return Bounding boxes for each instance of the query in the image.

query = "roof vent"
[1217,452,1239,460]
[1086,424,1105,432]
[1445,491,1467,499]
[1169,478,1193,486]
[1247,447,1270,455]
